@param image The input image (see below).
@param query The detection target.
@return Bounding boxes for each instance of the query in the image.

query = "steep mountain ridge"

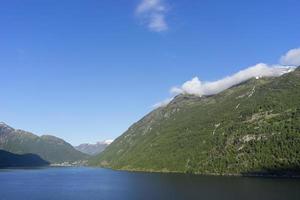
[90,67,300,176]
[0,123,88,163]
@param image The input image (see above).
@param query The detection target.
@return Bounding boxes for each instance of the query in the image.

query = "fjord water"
[0,167,299,200]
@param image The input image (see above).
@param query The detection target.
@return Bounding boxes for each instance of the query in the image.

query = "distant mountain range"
[0,150,49,168]
[90,67,300,176]
[0,123,88,163]
[75,140,113,155]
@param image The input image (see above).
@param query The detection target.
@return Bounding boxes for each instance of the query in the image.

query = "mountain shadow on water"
[0,150,49,168]
[242,166,300,178]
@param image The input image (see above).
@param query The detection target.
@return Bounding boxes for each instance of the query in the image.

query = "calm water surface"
[0,167,299,200]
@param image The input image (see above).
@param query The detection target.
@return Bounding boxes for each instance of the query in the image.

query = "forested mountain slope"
[90,67,300,176]
[0,123,88,163]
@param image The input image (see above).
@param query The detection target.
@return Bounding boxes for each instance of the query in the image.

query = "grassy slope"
[90,68,300,175]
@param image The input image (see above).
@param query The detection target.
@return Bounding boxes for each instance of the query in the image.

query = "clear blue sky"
[0,0,299,145]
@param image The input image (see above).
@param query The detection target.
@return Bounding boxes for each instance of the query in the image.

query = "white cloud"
[148,14,168,32]
[280,48,300,66]
[152,97,173,108]
[136,0,168,32]
[136,0,165,13]
[171,64,295,97]
[154,48,299,108]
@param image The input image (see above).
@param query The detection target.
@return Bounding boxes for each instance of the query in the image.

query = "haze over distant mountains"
[0,122,88,163]
[75,140,113,155]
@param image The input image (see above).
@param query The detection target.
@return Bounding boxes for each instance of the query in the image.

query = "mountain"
[0,123,88,163]
[75,140,113,155]
[0,150,49,168]
[90,67,300,176]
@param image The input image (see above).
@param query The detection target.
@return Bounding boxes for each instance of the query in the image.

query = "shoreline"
[2,165,300,179]
[96,166,300,179]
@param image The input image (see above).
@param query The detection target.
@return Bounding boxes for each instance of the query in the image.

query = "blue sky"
[0,0,299,145]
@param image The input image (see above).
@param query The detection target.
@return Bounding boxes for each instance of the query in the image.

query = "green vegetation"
[0,150,49,168]
[90,67,300,176]
[0,124,89,163]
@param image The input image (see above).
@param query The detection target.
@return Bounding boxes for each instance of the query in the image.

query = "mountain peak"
[75,140,113,155]
[0,122,15,132]
[0,124,88,163]
[102,139,114,145]
[0,122,9,127]
[169,94,202,105]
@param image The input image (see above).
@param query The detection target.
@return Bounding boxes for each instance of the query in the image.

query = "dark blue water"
[0,167,299,200]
